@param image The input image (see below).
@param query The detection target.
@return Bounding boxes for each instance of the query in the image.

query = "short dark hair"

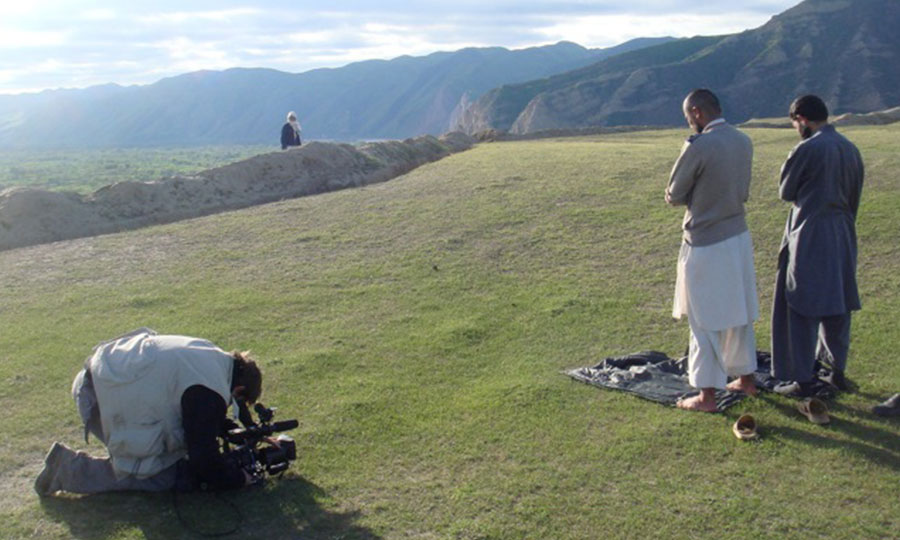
[232,351,262,404]
[790,95,829,122]
[685,88,722,116]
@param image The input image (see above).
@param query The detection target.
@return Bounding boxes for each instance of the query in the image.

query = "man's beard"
[801,126,813,139]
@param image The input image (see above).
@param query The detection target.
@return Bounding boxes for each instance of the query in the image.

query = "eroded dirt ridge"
[0,133,475,251]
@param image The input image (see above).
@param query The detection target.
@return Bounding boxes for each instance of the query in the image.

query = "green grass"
[0,145,272,194]
[1,125,898,539]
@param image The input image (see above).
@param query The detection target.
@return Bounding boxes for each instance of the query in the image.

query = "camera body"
[222,403,298,478]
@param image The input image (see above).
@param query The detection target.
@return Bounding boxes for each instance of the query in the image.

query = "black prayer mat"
[565,351,835,411]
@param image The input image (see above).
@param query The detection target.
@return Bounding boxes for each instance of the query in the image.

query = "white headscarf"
[286,111,301,135]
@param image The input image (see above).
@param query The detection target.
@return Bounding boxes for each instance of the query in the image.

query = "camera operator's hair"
[232,351,262,404]
[685,88,722,116]
[790,94,829,122]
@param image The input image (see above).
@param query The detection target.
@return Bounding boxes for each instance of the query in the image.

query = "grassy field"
[0,145,272,194]
[1,125,898,539]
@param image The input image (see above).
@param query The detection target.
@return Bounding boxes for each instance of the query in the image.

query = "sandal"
[797,398,830,424]
[732,414,758,441]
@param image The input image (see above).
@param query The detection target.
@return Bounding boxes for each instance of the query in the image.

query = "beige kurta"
[673,231,758,330]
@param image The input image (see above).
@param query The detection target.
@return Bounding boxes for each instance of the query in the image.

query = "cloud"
[138,8,263,25]
[536,11,781,46]
[140,37,241,74]
[0,0,802,94]
[80,8,117,21]
[0,29,68,48]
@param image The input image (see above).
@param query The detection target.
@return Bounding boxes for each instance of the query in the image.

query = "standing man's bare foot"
[676,389,719,412]
[726,375,758,397]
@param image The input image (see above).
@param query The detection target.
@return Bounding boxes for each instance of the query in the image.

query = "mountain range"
[3,0,896,148]
[0,38,671,149]
[454,0,900,134]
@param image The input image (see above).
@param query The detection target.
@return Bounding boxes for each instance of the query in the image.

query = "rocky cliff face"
[458,0,900,134]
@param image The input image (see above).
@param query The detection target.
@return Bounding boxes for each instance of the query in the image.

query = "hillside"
[456,0,900,134]
[2,125,898,538]
[0,38,672,149]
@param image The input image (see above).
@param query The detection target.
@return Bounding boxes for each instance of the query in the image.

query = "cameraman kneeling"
[35,329,262,496]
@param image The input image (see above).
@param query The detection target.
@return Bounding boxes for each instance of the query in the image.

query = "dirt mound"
[473,125,663,142]
[0,133,475,251]
[741,105,900,129]
[832,106,900,126]
[739,118,792,129]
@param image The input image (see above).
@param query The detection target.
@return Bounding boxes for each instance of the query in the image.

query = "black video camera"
[222,402,298,478]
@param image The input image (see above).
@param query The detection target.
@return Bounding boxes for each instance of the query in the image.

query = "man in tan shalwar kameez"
[666,89,759,412]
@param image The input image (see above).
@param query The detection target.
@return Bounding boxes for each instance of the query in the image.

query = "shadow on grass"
[759,394,900,471]
[39,475,381,539]
[853,388,898,406]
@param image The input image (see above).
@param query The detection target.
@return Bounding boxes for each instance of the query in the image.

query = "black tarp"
[565,351,836,411]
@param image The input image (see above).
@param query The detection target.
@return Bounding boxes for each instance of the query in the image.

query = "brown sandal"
[797,398,830,424]
[732,414,758,440]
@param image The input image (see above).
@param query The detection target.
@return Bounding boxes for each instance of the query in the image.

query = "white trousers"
[674,231,759,389]
[687,311,757,389]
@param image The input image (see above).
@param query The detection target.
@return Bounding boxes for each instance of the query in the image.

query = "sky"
[0,0,802,95]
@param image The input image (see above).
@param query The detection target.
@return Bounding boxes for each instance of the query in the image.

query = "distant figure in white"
[281,111,302,149]
[665,88,759,412]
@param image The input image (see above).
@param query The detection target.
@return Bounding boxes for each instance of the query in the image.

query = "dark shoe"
[872,393,900,417]
[774,380,818,399]
[773,381,799,395]
[822,370,848,391]
[34,442,67,496]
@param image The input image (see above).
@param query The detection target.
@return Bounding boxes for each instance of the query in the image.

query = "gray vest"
[73,329,233,478]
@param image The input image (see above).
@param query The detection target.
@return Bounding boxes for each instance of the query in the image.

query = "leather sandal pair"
[732,397,831,441]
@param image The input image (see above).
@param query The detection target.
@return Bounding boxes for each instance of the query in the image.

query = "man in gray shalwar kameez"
[771,95,864,396]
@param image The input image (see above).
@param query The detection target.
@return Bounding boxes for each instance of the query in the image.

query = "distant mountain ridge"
[454,0,900,134]
[0,38,673,149]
